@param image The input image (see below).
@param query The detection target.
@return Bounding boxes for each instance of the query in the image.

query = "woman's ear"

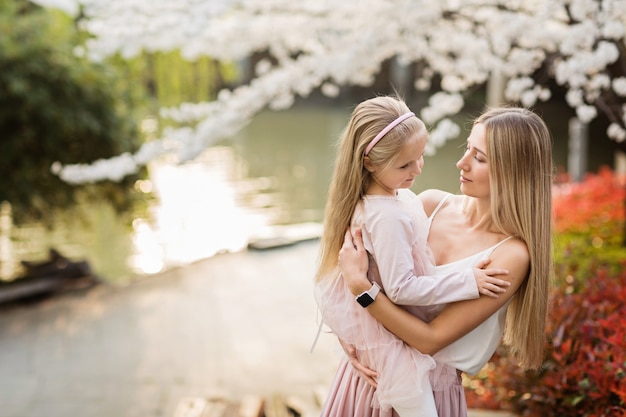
[363,156,376,173]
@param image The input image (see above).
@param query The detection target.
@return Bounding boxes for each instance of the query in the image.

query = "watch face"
[357,293,375,308]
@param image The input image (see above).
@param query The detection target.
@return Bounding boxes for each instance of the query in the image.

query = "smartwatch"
[356,282,381,308]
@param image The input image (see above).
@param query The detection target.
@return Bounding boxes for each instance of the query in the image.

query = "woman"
[334,107,553,416]
[314,96,510,417]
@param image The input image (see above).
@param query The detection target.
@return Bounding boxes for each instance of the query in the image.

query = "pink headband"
[364,112,415,155]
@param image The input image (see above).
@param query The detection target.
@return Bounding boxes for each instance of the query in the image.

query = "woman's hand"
[338,338,378,388]
[338,229,371,296]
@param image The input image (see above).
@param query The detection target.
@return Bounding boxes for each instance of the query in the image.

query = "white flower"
[426,119,461,154]
[576,105,597,123]
[607,123,626,143]
[521,90,538,107]
[569,0,599,21]
[321,82,340,97]
[59,153,138,184]
[566,89,584,107]
[538,87,551,101]
[596,41,619,66]
[612,77,626,97]
[507,48,545,76]
[505,77,534,101]
[414,78,431,91]
[420,93,464,125]
[33,0,626,184]
[602,21,625,39]
[255,59,272,76]
[50,161,62,175]
[587,74,611,91]
[441,75,465,93]
[31,0,79,16]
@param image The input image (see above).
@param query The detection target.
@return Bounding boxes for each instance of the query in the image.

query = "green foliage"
[465,168,626,416]
[107,50,239,130]
[553,232,626,279]
[0,1,144,223]
[552,166,626,279]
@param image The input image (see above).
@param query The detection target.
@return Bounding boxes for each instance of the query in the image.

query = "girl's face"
[456,122,491,198]
[366,131,426,196]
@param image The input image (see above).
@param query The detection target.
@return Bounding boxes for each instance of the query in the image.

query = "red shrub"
[528,269,626,416]
[465,269,626,416]
[552,166,625,236]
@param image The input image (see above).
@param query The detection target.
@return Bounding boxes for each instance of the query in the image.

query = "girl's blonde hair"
[476,107,553,370]
[315,96,426,281]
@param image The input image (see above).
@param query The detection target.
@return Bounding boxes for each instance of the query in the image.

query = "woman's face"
[456,122,491,198]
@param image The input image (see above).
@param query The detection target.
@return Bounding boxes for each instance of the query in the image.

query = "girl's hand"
[338,229,371,295]
[472,258,510,298]
[338,338,378,388]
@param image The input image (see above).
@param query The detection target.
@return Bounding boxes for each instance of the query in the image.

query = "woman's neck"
[463,197,496,232]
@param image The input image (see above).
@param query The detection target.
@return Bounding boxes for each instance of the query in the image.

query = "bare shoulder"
[417,189,453,216]
[491,237,530,282]
[496,237,529,261]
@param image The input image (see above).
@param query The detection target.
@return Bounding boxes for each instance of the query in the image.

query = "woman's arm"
[339,229,529,355]
[337,338,379,387]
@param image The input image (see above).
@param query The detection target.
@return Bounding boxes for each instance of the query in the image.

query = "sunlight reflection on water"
[128,147,270,274]
[0,106,345,283]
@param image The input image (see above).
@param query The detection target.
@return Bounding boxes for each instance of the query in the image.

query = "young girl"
[314,96,509,416]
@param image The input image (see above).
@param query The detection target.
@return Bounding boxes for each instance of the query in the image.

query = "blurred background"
[1,0,621,285]
[1,1,625,416]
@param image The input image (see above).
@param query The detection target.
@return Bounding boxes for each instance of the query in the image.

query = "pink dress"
[315,190,480,416]
[316,192,513,417]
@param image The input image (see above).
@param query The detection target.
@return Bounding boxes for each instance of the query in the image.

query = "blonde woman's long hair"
[477,107,553,370]
[315,96,426,282]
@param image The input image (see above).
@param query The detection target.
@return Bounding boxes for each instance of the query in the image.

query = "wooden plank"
[284,396,303,417]
[238,396,265,417]
[313,385,329,409]
[264,394,290,417]
[173,397,208,417]
[201,398,229,417]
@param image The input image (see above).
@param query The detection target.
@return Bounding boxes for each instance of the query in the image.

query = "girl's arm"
[365,201,507,305]
[340,229,529,355]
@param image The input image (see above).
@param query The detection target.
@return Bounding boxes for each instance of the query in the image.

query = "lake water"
[0,102,606,284]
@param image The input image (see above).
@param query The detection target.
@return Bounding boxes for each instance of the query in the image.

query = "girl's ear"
[363,156,377,173]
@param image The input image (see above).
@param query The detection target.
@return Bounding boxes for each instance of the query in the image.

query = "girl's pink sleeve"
[363,206,478,306]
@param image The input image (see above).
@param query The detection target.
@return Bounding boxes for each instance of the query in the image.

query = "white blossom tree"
[33,0,626,184]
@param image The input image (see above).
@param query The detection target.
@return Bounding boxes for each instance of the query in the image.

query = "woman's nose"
[456,153,469,171]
